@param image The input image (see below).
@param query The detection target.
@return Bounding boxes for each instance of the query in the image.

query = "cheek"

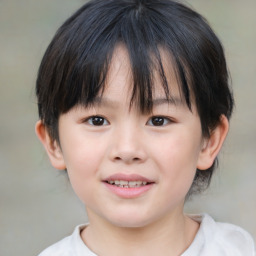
[155,132,201,167]
[62,131,106,168]
[152,132,202,190]
[60,135,106,199]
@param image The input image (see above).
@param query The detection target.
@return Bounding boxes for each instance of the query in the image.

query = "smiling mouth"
[105,180,152,188]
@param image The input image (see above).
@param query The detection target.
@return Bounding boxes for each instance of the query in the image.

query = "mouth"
[103,174,155,198]
[105,180,152,188]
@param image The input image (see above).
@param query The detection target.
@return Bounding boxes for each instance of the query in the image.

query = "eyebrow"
[89,96,184,109]
[90,97,119,108]
[152,97,184,107]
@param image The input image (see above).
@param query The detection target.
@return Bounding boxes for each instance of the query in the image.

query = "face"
[42,46,209,228]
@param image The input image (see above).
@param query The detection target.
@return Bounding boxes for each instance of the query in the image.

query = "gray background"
[0,0,255,255]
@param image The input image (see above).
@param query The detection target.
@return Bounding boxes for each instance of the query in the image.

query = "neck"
[81,208,199,256]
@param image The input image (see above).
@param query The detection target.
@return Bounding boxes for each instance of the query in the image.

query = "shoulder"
[187,214,255,256]
[38,224,96,256]
[207,214,254,253]
[38,235,73,256]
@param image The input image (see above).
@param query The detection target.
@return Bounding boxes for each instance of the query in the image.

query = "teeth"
[129,181,138,186]
[107,180,149,188]
[119,180,128,186]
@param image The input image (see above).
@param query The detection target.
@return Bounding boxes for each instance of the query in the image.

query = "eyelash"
[146,116,173,127]
[84,116,109,126]
[84,115,173,127]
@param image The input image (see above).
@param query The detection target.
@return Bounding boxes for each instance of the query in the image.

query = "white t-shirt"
[38,214,255,256]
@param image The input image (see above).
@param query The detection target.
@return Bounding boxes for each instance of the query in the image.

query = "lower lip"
[104,182,154,199]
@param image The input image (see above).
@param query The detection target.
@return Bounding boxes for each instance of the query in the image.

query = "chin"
[105,211,156,229]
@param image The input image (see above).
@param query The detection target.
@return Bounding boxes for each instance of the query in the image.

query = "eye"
[147,116,171,126]
[85,116,109,126]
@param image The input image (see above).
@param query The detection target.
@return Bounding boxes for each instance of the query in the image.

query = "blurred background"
[0,0,255,255]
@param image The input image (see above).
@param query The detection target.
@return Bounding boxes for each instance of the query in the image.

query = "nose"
[108,125,147,164]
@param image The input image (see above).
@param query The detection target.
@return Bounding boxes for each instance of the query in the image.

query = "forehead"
[103,44,183,102]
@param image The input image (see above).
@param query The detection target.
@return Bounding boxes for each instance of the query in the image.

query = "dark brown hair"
[36,0,234,195]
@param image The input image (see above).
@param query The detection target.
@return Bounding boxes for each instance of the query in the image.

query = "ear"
[35,120,66,170]
[197,115,229,170]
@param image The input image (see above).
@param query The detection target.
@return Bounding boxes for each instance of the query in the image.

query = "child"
[35,0,255,255]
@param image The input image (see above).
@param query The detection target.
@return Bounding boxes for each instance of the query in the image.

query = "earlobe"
[35,120,66,170]
[197,115,229,170]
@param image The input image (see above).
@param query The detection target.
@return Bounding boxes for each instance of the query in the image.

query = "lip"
[104,173,154,183]
[102,173,155,199]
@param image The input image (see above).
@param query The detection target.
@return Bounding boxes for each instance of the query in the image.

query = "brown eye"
[86,116,109,126]
[147,116,170,126]
[152,117,164,126]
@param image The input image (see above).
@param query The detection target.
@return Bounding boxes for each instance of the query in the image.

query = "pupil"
[152,117,164,126]
[92,117,104,125]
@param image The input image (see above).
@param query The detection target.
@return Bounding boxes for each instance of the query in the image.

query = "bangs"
[37,0,193,123]
[37,0,232,137]
[75,41,190,114]
[36,0,234,193]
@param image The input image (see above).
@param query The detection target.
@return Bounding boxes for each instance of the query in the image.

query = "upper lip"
[103,173,154,183]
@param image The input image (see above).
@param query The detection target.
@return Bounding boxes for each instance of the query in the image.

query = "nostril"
[113,156,142,163]
[110,145,147,164]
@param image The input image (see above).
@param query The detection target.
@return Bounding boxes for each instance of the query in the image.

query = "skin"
[36,45,229,255]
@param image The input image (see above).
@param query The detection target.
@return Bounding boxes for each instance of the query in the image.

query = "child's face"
[42,46,213,228]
